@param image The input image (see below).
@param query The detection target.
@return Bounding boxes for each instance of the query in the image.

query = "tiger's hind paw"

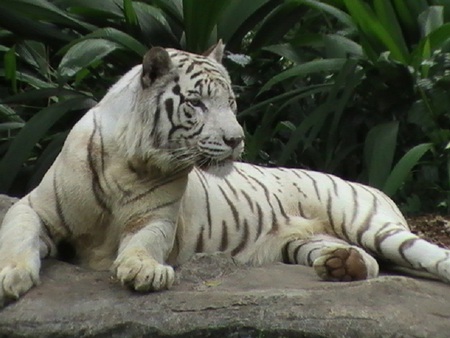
[113,255,174,292]
[313,247,370,282]
[0,263,39,306]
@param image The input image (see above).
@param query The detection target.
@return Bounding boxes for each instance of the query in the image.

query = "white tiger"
[1,41,449,306]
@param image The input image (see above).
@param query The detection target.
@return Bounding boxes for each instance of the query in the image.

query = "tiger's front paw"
[113,255,174,292]
[313,247,369,282]
[0,263,39,306]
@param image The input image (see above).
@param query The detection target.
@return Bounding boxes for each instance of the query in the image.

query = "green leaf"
[323,34,363,59]
[58,28,147,57]
[217,0,272,43]
[259,59,346,93]
[0,105,23,123]
[0,88,89,104]
[411,23,450,70]
[4,46,17,93]
[58,39,122,78]
[383,143,433,196]
[0,98,95,193]
[364,121,399,189]
[183,0,229,52]
[123,0,138,27]
[343,0,409,63]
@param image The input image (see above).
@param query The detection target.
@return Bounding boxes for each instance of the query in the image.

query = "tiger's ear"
[141,47,173,88]
[203,39,225,63]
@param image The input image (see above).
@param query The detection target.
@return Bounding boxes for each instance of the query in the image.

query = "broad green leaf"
[373,0,410,57]
[364,121,399,189]
[217,0,272,43]
[123,0,138,27]
[0,98,95,193]
[343,0,409,63]
[58,39,122,78]
[0,88,89,104]
[323,34,363,58]
[183,0,229,52]
[58,28,147,57]
[239,84,331,118]
[250,2,308,50]
[296,0,356,30]
[132,2,179,47]
[0,2,73,42]
[15,41,49,77]
[57,0,124,18]
[259,59,346,93]
[418,6,444,37]
[383,143,433,196]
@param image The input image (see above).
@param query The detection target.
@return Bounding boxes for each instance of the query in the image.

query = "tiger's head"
[117,42,244,176]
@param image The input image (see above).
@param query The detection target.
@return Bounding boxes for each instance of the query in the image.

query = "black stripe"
[231,220,249,256]
[326,190,339,236]
[195,226,204,252]
[255,203,264,239]
[326,174,339,196]
[271,209,278,233]
[53,172,72,236]
[224,178,238,198]
[273,194,288,221]
[235,168,258,191]
[356,193,377,246]
[251,165,266,176]
[218,186,240,230]
[300,171,321,201]
[298,201,306,218]
[307,247,321,266]
[399,237,418,266]
[194,170,212,238]
[124,173,183,205]
[87,115,111,214]
[282,240,296,263]
[220,220,228,251]
[240,189,254,212]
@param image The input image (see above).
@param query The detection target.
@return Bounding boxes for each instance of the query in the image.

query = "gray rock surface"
[1,194,450,338]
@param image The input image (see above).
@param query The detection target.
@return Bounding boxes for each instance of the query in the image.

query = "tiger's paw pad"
[313,247,368,282]
[114,256,174,292]
[0,264,39,305]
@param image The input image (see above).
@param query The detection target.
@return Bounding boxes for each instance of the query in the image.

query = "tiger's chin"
[196,157,235,177]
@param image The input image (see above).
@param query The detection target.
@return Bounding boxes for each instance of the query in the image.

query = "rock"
[1,194,450,337]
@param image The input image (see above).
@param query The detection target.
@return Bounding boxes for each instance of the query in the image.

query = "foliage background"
[0,0,449,214]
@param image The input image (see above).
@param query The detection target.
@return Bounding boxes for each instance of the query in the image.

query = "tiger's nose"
[223,136,244,149]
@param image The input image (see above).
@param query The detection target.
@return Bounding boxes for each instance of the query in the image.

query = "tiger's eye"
[187,98,202,107]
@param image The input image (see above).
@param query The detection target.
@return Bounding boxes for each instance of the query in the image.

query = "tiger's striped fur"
[1,42,449,306]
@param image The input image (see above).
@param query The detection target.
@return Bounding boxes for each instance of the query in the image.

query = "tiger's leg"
[0,199,55,306]
[112,219,176,292]
[283,234,379,281]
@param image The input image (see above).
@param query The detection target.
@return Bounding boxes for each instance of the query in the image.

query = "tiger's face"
[139,43,244,175]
